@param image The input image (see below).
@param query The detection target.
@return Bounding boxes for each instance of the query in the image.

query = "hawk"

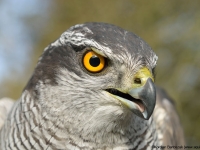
[0,22,184,149]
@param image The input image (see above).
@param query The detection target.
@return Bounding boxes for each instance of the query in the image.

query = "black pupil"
[89,55,100,67]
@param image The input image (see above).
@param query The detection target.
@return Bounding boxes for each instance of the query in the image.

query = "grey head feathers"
[26,22,158,91]
[0,22,184,150]
[22,22,159,148]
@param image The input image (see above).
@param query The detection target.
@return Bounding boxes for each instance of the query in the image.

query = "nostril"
[134,78,142,84]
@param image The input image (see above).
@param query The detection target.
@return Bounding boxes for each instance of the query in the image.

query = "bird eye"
[83,50,105,73]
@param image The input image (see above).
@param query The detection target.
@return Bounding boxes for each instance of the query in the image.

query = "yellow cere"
[133,67,154,88]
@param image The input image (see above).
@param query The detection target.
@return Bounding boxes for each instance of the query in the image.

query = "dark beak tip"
[139,78,156,120]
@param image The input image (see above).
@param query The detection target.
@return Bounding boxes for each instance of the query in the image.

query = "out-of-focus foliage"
[1,0,200,145]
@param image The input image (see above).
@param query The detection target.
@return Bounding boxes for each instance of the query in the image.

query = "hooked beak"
[105,67,156,120]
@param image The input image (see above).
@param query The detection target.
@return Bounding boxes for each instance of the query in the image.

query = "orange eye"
[83,51,105,73]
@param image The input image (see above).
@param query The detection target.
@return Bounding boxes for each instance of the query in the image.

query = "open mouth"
[105,88,145,112]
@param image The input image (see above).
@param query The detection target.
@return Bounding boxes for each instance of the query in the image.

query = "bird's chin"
[104,89,147,119]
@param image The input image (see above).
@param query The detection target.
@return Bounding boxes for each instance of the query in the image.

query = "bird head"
[25,22,158,135]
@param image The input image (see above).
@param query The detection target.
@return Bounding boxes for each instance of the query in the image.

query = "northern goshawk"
[0,22,184,150]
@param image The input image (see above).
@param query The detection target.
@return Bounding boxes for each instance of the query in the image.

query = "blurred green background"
[0,0,200,145]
